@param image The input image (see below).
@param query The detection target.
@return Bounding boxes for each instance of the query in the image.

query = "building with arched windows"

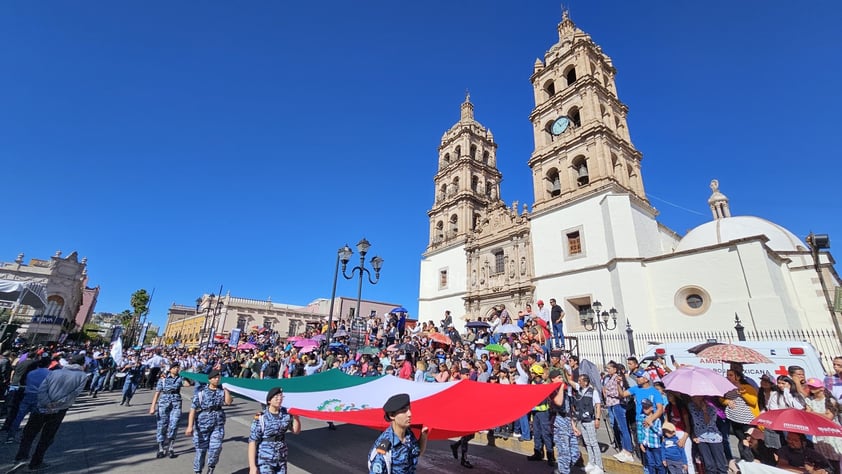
[0,251,97,343]
[418,12,841,352]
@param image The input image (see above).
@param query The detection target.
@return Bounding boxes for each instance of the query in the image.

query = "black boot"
[547,451,556,467]
[156,442,166,458]
[450,443,459,459]
[461,456,473,468]
[527,448,544,461]
[168,439,176,458]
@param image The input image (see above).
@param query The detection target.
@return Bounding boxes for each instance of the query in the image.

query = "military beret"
[266,387,283,403]
[207,369,221,379]
[549,368,563,379]
[383,393,410,414]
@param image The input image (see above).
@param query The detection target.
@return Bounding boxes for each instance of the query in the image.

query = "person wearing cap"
[535,299,551,326]
[248,386,300,474]
[661,422,688,474]
[149,361,187,459]
[637,397,664,474]
[186,369,233,474]
[804,377,842,467]
[367,393,429,474]
[620,369,665,423]
[526,363,555,465]
[119,357,144,407]
[11,353,88,472]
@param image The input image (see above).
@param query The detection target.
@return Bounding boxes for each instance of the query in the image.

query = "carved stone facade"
[0,251,93,342]
[528,11,649,214]
[418,11,840,346]
[464,201,534,320]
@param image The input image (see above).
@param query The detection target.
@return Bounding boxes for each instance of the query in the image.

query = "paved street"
[0,386,586,473]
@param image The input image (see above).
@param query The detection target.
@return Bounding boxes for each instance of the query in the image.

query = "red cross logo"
[774,365,788,377]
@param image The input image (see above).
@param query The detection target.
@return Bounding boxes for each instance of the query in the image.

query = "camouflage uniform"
[368,426,421,474]
[249,407,294,474]
[155,373,184,447]
[190,386,226,473]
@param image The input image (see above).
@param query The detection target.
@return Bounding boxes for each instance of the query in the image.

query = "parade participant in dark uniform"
[248,387,301,474]
[368,393,429,474]
[550,369,579,474]
[149,361,185,459]
[185,369,232,474]
[526,364,555,466]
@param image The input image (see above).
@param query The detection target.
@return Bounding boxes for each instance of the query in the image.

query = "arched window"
[437,183,447,202]
[611,153,620,176]
[485,181,493,198]
[471,175,479,192]
[449,214,458,235]
[443,153,451,165]
[435,221,444,241]
[543,79,556,98]
[545,120,556,143]
[470,145,477,159]
[572,156,589,186]
[482,150,489,165]
[46,295,64,317]
[473,212,482,230]
[454,145,461,158]
[569,107,581,127]
[564,66,577,86]
[546,168,561,197]
[451,177,460,193]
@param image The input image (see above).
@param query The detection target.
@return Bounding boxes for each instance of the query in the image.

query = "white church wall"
[629,203,670,257]
[418,245,467,324]
[644,243,795,332]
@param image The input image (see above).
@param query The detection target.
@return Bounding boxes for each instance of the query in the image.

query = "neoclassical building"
[418,13,841,341]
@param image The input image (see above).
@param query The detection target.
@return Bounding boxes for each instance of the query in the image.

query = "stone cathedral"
[417,13,840,340]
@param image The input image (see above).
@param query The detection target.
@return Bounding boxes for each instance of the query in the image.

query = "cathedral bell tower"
[527,11,649,212]
[425,94,503,253]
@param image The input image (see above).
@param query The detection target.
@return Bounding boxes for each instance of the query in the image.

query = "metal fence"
[567,327,842,373]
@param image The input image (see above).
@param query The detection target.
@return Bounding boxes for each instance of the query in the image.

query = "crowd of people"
[2,299,842,474]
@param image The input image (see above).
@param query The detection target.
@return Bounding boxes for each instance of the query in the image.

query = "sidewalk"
[475,420,644,474]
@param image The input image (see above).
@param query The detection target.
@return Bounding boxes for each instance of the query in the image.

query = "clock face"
[551,116,570,136]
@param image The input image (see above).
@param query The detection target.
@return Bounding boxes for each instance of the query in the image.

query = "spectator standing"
[638,398,665,474]
[549,299,564,349]
[11,353,88,472]
[661,422,688,474]
[572,374,603,471]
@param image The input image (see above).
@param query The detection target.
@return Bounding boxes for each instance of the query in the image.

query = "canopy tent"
[181,369,557,440]
[0,279,48,309]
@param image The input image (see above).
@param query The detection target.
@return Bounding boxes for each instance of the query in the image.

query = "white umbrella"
[493,324,523,334]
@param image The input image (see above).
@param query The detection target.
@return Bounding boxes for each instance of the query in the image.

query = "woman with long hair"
[768,375,806,410]
[804,378,842,470]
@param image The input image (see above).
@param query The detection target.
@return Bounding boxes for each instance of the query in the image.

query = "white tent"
[0,279,48,309]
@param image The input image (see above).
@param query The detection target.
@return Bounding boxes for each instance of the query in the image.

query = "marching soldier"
[248,387,301,474]
[368,393,429,474]
[149,360,185,459]
[185,369,232,474]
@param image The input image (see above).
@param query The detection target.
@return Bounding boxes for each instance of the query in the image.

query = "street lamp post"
[326,245,353,345]
[195,290,224,349]
[340,238,383,350]
[580,300,619,367]
[806,232,842,346]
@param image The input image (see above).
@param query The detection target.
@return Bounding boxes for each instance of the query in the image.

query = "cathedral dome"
[676,216,807,253]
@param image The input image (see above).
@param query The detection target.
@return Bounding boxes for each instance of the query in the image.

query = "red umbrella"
[429,332,452,345]
[697,344,773,364]
[750,409,842,437]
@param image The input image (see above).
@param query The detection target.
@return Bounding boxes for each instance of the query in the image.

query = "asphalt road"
[0,386,573,473]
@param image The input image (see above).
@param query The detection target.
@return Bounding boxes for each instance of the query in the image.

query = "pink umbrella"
[299,345,317,354]
[662,365,736,397]
[294,338,318,348]
[311,334,326,341]
[287,336,302,342]
[237,342,257,350]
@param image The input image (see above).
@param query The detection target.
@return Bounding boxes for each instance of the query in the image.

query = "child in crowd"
[661,422,688,474]
[638,398,665,474]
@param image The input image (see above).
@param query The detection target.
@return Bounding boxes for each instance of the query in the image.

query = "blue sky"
[2,1,840,331]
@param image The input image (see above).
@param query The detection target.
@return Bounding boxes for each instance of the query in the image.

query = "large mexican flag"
[182,369,557,440]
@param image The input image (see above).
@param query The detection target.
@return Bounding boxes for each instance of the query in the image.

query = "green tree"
[130,289,151,317]
[119,310,133,328]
